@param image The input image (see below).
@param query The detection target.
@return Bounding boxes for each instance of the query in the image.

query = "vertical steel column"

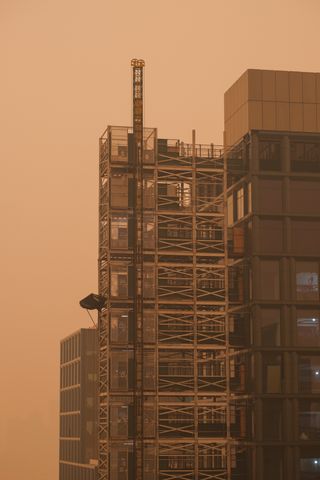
[224,146,232,480]
[191,129,199,479]
[131,58,145,480]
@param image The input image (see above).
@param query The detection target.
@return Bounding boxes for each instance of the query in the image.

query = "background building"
[59,328,98,480]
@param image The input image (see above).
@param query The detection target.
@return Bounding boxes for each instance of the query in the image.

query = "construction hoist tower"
[98,60,249,480]
[131,58,145,480]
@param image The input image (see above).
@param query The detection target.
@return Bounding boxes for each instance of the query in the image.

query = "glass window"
[111,216,128,249]
[111,265,128,298]
[237,188,244,220]
[259,220,283,253]
[263,448,283,480]
[291,221,320,255]
[291,142,320,173]
[259,141,281,171]
[263,400,282,439]
[263,354,282,393]
[298,355,320,393]
[227,194,234,226]
[260,260,280,300]
[260,309,281,346]
[231,226,244,255]
[300,448,320,480]
[290,179,320,215]
[296,261,319,301]
[296,311,320,347]
[299,401,320,441]
[247,182,252,214]
[258,179,282,214]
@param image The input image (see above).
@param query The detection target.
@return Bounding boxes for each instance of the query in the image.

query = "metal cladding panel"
[224,69,320,147]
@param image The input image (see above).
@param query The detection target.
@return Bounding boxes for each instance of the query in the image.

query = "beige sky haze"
[1,0,320,478]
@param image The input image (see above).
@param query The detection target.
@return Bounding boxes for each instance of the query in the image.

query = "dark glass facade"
[227,130,320,479]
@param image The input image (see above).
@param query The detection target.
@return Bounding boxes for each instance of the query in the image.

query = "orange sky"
[1,0,320,478]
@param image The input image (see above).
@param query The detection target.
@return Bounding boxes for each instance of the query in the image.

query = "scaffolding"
[98,123,250,479]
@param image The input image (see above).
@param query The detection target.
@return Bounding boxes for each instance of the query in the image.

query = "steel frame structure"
[98,118,250,479]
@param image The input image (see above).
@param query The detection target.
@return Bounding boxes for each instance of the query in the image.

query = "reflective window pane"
[259,220,283,253]
[298,355,320,393]
[291,142,320,173]
[258,179,282,214]
[263,354,282,393]
[290,180,320,215]
[260,260,280,300]
[263,400,282,439]
[237,187,244,220]
[291,221,320,255]
[260,308,281,346]
[297,311,320,347]
[296,261,319,301]
[259,141,281,171]
[299,401,320,441]
[263,447,283,480]
[300,448,320,480]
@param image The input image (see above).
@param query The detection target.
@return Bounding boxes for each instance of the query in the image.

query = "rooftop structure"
[224,69,320,146]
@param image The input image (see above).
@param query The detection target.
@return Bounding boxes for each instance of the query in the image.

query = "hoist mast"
[131,58,145,480]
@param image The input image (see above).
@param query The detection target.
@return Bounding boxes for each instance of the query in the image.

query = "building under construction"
[95,64,320,480]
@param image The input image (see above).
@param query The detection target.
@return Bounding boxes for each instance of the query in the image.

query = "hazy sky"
[1,0,320,478]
